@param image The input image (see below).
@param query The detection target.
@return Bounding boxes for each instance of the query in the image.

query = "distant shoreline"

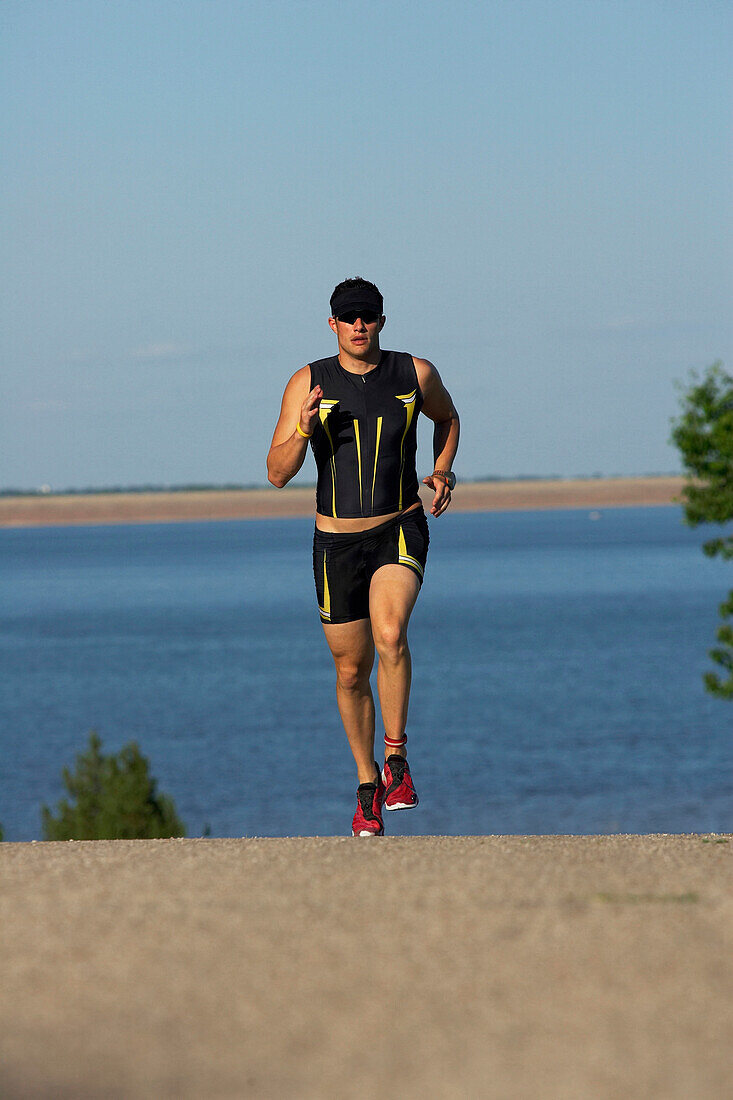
[0,476,686,528]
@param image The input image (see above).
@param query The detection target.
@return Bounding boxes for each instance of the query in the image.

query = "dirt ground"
[0,476,685,528]
[1,834,730,1099]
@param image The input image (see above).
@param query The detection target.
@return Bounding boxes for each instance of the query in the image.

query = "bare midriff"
[315,500,421,534]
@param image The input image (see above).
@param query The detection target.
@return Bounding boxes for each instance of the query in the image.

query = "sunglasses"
[336,310,380,325]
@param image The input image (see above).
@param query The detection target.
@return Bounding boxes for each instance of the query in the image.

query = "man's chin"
[350,342,373,357]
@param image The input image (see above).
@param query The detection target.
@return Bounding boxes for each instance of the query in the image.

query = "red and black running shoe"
[351,767,385,837]
[382,754,419,810]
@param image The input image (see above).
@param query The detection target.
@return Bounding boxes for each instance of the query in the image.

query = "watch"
[432,469,456,490]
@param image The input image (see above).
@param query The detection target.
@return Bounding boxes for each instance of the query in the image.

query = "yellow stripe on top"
[398,524,424,579]
[395,390,417,511]
[353,418,363,513]
[371,416,383,512]
[318,400,339,518]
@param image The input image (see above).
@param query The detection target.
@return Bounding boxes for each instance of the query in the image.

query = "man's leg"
[368,564,421,762]
[321,618,378,784]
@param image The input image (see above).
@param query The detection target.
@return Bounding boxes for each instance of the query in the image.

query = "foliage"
[670,361,733,698]
[41,731,186,840]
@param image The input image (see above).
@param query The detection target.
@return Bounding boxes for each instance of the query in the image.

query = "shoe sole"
[352,829,383,837]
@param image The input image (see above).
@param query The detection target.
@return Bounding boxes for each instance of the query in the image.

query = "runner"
[267,277,459,835]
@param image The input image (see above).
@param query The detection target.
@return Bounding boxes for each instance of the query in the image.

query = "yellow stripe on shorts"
[398,525,423,579]
[319,551,331,621]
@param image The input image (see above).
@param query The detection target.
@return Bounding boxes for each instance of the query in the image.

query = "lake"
[1,506,730,840]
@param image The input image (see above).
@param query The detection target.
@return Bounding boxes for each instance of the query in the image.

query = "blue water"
[1,507,731,840]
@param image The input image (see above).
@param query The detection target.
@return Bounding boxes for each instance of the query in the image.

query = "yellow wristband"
[296,421,312,439]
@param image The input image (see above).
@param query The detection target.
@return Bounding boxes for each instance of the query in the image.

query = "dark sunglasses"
[336,310,380,325]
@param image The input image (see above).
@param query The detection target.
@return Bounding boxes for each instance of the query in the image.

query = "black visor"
[330,286,382,318]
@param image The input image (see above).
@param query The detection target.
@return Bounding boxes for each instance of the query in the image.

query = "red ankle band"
[384,734,407,748]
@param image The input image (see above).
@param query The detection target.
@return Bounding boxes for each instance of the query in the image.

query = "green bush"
[42,731,186,840]
[671,361,733,698]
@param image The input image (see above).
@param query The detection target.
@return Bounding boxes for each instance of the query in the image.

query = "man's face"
[328,310,385,359]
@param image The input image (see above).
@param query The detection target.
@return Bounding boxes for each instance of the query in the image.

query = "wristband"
[296,422,312,439]
[432,469,456,490]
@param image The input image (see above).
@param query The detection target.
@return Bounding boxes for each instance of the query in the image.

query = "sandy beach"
[0,476,685,528]
[1,834,730,1099]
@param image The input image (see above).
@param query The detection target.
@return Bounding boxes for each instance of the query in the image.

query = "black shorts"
[313,508,430,625]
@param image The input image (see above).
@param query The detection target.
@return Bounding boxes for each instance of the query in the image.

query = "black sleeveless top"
[309,350,423,519]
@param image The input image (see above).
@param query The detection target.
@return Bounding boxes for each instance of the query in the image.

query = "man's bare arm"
[414,357,460,517]
[266,366,322,487]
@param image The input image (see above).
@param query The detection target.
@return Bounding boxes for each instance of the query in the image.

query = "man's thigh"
[368,564,421,635]
[321,617,375,670]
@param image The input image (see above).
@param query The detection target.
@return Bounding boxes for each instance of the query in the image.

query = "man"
[267,277,459,836]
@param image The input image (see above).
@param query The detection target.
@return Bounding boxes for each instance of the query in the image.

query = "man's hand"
[422,473,452,517]
[299,385,323,436]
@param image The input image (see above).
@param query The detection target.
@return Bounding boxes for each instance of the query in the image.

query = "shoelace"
[387,757,407,784]
[358,785,378,818]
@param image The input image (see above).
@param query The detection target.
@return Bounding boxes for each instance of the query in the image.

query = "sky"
[2,0,731,490]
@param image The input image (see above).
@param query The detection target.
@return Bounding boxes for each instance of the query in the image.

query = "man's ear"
[328,316,338,333]
[379,315,386,331]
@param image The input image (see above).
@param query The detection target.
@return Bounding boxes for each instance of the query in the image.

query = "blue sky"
[2,0,731,489]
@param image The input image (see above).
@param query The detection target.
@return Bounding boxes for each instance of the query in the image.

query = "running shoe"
[382,754,419,810]
[351,767,385,837]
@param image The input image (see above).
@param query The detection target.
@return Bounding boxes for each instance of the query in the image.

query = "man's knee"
[373,621,408,663]
[335,658,371,693]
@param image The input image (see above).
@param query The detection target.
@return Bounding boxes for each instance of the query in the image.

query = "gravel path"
[1,834,730,1099]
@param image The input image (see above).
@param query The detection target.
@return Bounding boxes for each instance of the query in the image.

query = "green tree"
[42,731,186,840]
[670,361,733,698]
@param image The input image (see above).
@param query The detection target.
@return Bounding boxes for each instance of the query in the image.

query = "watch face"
[446,472,456,490]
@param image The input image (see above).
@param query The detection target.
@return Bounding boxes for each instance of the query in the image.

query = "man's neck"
[337,346,382,374]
